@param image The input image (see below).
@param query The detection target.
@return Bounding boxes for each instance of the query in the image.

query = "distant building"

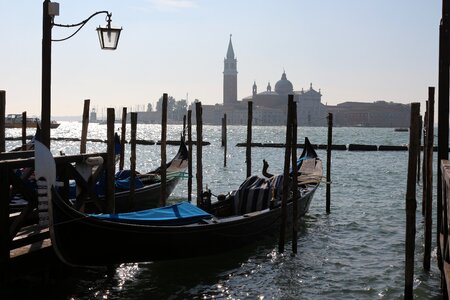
[137,36,411,128]
[89,108,98,123]
[327,101,410,127]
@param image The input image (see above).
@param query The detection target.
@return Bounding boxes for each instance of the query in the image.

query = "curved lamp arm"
[52,11,111,42]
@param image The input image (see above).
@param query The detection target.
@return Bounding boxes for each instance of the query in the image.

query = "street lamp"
[97,13,122,50]
[41,0,122,147]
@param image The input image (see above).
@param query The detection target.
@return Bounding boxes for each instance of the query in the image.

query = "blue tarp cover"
[89,201,211,225]
[115,177,144,190]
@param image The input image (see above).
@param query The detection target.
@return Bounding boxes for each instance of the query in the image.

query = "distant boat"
[5,114,60,129]
[394,128,408,132]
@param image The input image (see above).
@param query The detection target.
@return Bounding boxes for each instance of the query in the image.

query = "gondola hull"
[50,186,318,266]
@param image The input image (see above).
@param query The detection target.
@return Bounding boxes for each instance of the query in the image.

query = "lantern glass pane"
[97,27,121,50]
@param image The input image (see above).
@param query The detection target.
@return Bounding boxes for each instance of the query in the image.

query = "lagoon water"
[5,123,443,299]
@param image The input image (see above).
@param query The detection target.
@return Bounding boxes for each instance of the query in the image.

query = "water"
[4,123,442,299]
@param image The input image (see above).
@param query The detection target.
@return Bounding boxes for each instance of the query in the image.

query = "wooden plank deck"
[440,160,450,298]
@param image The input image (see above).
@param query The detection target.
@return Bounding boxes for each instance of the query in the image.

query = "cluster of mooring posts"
[0,91,209,283]
[0,89,335,283]
[404,93,450,297]
[3,85,450,299]
[234,96,333,253]
[2,82,450,299]
[403,2,450,299]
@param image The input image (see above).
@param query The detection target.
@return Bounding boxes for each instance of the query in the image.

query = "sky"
[0,0,442,118]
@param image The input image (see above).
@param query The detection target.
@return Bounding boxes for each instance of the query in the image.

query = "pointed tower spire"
[226,34,235,59]
[223,34,238,106]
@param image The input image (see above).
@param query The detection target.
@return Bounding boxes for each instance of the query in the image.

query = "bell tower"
[223,34,238,106]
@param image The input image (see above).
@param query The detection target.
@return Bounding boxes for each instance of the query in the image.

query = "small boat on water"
[73,137,189,213]
[5,114,60,129]
[35,137,322,267]
[394,128,408,132]
[9,131,188,214]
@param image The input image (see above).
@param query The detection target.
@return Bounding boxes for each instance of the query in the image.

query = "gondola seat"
[233,175,284,215]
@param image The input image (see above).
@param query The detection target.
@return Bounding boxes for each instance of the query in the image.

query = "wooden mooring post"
[119,107,127,171]
[279,97,293,253]
[417,115,422,183]
[0,90,5,153]
[326,113,333,214]
[187,110,193,203]
[21,111,26,150]
[129,112,137,209]
[246,101,253,178]
[404,102,420,300]
[183,114,186,138]
[195,102,203,206]
[422,105,428,216]
[424,87,435,271]
[291,99,299,254]
[0,163,9,284]
[80,99,90,154]
[223,113,227,167]
[106,108,116,213]
[160,94,168,207]
[221,114,225,147]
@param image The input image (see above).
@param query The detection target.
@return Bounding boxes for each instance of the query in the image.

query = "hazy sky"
[0,1,441,117]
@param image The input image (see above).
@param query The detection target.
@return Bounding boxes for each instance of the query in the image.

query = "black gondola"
[35,138,322,267]
[80,138,189,212]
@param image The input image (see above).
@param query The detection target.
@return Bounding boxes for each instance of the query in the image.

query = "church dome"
[274,71,293,95]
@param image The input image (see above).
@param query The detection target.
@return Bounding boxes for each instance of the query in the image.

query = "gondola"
[75,137,189,213]
[9,129,188,213]
[36,138,322,267]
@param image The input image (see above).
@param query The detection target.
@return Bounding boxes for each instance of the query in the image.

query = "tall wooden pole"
[246,101,253,178]
[422,107,428,216]
[106,108,116,213]
[437,0,450,268]
[424,87,435,270]
[119,107,127,171]
[326,113,333,213]
[221,116,225,147]
[21,112,27,151]
[417,115,422,183]
[41,0,52,148]
[0,164,10,283]
[183,114,186,139]
[80,99,90,154]
[0,91,5,153]
[129,112,137,209]
[187,110,193,203]
[405,102,420,300]
[279,97,293,253]
[196,102,203,206]
[224,113,227,167]
[160,94,168,207]
[291,99,299,254]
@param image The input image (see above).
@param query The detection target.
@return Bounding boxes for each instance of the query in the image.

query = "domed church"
[242,72,292,109]
[239,72,327,125]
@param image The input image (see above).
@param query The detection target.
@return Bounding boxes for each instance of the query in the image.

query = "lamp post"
[41,0,122,148]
